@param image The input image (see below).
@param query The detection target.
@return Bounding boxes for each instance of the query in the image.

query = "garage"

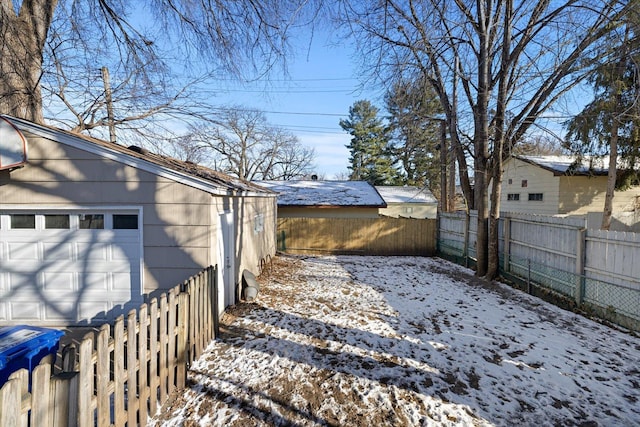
[0,209,142,324]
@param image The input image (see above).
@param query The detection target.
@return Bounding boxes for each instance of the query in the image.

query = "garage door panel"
[10,302,42,321]
[113,273,135,291]
[77,242,109,260]
[42,271,75,293]
[7,242,38,260]
[82,272,109,291]
[43,242,73,260]
[80,303,109,322]
[44,303,77,322]
[112,243,139,260]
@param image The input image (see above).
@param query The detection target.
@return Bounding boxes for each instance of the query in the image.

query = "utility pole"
[101,66,116,144]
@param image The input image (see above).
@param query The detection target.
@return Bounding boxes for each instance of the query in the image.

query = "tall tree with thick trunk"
[338,0,630,278]
[0,1,57,123]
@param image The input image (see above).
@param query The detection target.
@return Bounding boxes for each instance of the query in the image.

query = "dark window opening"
[79,214,104,229]
[528,193,543,201]
[45,214,70,229]
[11,214,35,229]
[521,180,528,188]
[113,214,138,229]
[507,193,520,201]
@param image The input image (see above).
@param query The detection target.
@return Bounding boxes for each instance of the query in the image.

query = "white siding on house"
[501,158,560,214]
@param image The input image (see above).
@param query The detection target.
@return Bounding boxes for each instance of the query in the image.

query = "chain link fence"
[437,238,640,331]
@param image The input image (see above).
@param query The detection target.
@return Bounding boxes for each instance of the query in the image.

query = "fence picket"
[31,361,52,427]
[78,333,94,427]
[149,298,159,416]
[138,303,149,427]
[96,324,111,427]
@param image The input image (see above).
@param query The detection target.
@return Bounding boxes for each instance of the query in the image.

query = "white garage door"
[0,210,142,325]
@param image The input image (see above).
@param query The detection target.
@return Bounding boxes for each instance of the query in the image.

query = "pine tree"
[339,100,400,184]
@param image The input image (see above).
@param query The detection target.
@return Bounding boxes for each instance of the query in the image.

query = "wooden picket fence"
[0,265,217,427]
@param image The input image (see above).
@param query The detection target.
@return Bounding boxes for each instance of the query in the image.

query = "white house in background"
[499,155,640,216]
[0,115,276,326]
[375,186,438,219]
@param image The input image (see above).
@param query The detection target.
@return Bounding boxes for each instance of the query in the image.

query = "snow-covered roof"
[256,180,386,207]
[516,155,610,175]
[375,186,437,204]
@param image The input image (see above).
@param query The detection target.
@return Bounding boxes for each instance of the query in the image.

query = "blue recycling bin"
[0,325,64,386]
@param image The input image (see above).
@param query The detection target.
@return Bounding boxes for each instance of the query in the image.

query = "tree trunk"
[602,120,618,230]
[487,0,512,280]
[0,1,57,123]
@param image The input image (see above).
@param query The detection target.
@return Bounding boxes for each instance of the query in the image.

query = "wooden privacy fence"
[0,265,217,427]
[277,217,437,256]
[438,211,640,330]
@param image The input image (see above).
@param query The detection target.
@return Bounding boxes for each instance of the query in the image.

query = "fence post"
[503,217,511,273]
[527,259,531,294]
[51,372,79,427]
[212,265,220,338]
[575,228,587,305]
[463,211,470,268]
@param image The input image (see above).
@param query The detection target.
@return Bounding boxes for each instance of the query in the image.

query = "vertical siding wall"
[278,217,436,256]
[438,211,640,330]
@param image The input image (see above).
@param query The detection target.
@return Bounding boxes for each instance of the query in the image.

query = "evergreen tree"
[385,76,443,193]
[339,100,400,184]
[565,22,640,229]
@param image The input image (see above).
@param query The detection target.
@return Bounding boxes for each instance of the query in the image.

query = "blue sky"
[210,33,383,179]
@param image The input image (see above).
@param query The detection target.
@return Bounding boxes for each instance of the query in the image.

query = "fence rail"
[438,212,640,331]
[277,217,437,256]
[0,265,217,427]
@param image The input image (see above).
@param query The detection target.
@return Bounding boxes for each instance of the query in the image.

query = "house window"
[508,179,513,185]
[113,214,138,229]
[44,214,70,229]
[404,207,414,214]
[528,193,543,201]
[79,214,104,229]
[521,180,528,188]
[11,214,35,229]
[507,193,520,201]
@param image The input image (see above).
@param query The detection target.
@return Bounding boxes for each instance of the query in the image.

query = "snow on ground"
[150,255,640,426]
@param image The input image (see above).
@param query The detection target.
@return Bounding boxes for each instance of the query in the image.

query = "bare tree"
[339,0,631,278]
[181,107,315,180]
[0,0,323,126]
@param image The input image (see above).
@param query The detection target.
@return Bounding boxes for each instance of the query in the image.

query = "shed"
[0,115,276,325]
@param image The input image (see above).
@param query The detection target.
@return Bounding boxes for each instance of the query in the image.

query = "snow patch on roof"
[375,186,437,204]
[256,180,386,207]
[517,155,609,174]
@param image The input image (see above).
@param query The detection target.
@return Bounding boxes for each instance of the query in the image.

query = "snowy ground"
[150,255,640,426]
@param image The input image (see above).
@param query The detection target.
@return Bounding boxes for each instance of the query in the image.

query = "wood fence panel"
[278,217,436,256]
